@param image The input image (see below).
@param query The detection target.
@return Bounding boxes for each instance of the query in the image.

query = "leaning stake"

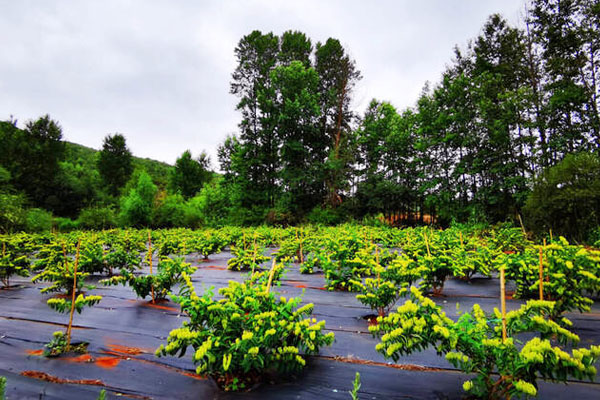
[265,258,277,294]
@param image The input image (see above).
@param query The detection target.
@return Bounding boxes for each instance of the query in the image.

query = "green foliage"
[306,206,345,225]
[227,245,270,271]
[97,133,133,196]
[102,256,195,301]
[42,331,87,357]
[47,294,102,313]
[24,208,53,233]
[0,375,5,400]
[55,217,80,232]
[0,193,27,233]
[524,152,600,242]
[169,150,212,199]
[0,246,30,287]
[370,287,600,399]
[349,372,360,400]
[502,237,600,319]
[119,172,157,227]
[78,206,117,230]
[97,389,106,400]
[353,277,405,317]
[153,194,187,228]
[156,273,335,390]
[186,177,233,227]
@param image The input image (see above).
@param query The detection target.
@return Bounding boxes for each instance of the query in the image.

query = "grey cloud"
[0,0,524,166]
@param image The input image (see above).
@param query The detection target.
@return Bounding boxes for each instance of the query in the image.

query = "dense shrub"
[55,217,80,232]
[0,193,26,233]
[153,194,187,228]
[24,208,53,232]
[524,152,600,242]
[157,273,334,390]
[305,206,345,225]
[119,172,157,227]
[78,206,117,230]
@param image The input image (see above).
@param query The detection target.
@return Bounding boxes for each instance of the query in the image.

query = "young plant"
[32,243,93,295]
[156,271,335,391]
[502,237,600,320]
[0,375,5,400]
[370,287,600,399]
[0,241,30,287]
[102,256,195,302]
[227,244,270,271]
[351,250,407,317]
[40,240,102,356]
[191,231,227,260]
[349,372,360,400]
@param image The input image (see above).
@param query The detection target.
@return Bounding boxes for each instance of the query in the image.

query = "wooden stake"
[539,243,544,301]
[66,238,81,349]
[549,229,553,243]
[375,246,380,284]
[148,231,155,304]
[265,258,277,294]
[500,266,507,342]
[299,230,304,264]
[517,214,526,236]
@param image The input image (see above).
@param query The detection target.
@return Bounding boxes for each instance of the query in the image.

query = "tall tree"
[169,150,212,199]
[97,134,133,196]
[315,38,361,207]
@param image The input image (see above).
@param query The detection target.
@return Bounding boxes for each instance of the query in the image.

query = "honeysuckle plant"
[102,256,195,302]
[156,272,335,391]
[370,287,600,399]
[0,242,30,287]
[227,244,270,271]
[38,240,102,357]
[190,230,227,260]
[502,237,600,320]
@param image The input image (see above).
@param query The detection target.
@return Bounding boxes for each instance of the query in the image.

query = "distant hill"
[64,141,173,188]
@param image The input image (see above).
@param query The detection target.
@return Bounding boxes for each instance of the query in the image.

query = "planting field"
[1,226,600,399]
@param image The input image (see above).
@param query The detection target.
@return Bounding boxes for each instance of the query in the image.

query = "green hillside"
[64,141,172,188]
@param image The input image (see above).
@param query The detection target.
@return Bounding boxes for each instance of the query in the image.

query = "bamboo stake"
[517,214,526,236]
[549,229,553,243]
[423,233,431,257]
[148,231,155,304]
[66,238,81,349]
[265,258,277,294]
[539,242,544,301]
[500,266,507,342]
[375,246,380,284]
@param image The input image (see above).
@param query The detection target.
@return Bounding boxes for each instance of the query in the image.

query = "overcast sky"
[1,0,525,167]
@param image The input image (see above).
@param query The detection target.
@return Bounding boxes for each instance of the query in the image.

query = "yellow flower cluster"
[513,380,537,396]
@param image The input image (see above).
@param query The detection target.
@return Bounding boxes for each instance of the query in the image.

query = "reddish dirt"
[126,299,179,312]
[200,265,227,270]
[21,370,105,386]
[95,357,121,369]
[320,355,443,372]
[286,280,308,288]
[105,343,149,356]
[26,349,44,356]
[143,302,179,312]
[62,354,93,363]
